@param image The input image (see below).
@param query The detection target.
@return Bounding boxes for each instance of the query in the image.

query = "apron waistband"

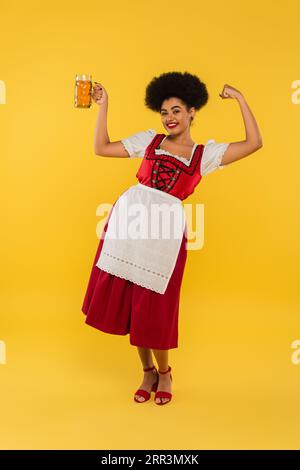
[136,182,182,204]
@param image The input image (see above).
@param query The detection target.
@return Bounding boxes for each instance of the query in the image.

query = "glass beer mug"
[74,74,94,108]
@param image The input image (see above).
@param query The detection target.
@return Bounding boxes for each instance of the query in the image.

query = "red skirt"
[81,201,188,350]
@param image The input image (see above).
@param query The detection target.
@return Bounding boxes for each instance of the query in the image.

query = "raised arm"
[218,84,263,166]
[92,83,129,158]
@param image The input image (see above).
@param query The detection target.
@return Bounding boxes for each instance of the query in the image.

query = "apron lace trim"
[101,251,168,280]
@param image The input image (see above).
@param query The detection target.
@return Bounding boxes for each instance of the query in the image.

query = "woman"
[81,71,263,405]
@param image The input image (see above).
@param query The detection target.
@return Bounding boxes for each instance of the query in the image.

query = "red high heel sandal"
[134,365,159,403]
[154,365,173,405]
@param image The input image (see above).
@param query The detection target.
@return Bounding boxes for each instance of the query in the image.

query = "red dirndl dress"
[81,133,205,350]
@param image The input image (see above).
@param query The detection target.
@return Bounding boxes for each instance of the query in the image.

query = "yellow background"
[1,0,300,450]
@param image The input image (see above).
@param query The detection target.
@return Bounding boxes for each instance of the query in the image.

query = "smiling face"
[160,97,195,134]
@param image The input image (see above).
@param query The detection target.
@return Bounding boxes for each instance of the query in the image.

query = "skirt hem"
[129,340,178,350]
[83,310,178,350]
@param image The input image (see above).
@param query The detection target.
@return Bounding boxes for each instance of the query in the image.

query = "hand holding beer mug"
[74,73,108,108]
[91,82,108,106]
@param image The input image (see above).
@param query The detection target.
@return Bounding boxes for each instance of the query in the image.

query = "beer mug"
[74,74,94,108]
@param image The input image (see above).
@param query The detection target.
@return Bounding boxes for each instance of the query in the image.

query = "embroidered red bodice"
[136,133,204,201]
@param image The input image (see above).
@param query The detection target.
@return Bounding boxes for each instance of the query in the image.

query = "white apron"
[96,182,186,294]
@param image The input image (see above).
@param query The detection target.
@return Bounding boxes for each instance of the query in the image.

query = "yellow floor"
[1,289,299,450]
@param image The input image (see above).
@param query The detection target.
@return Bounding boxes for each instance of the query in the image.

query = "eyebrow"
[160,105,181,112]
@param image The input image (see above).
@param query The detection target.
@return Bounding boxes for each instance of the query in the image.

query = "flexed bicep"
[220,140,263,166]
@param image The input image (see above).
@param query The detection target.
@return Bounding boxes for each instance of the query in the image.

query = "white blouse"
[121,129,230,176]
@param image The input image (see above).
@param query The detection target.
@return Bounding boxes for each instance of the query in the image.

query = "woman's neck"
[167,131,194,146]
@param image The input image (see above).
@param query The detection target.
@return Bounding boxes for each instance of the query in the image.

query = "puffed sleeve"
[201,139,230,176]
[121,129,157,158]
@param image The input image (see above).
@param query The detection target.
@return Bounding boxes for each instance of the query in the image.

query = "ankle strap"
[158,365,171,374]
[143,365,156,372]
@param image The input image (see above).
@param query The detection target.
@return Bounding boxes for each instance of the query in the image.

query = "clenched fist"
[219,84,243,100]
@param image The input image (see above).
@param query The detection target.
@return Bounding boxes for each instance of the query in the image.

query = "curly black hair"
[144,71,209,124]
